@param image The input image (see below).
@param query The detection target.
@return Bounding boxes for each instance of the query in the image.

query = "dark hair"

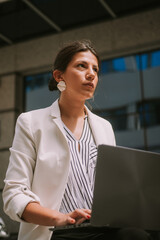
[48,39,100,91]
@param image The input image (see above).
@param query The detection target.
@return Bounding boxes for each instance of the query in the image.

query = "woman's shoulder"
[18,105,51,120]
[18,99,59,120]
[16,100,59,128]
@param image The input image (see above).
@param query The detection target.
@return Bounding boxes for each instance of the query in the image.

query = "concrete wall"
[0,8,160,75]
[0,7,160,234]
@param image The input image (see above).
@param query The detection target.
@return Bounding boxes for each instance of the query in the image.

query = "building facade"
[0,7,160,234]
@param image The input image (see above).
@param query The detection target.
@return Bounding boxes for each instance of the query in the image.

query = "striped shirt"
[59,116,97,213]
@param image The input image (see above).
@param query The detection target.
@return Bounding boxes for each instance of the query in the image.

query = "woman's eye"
[77,63,85,68]
[93,67,98,73]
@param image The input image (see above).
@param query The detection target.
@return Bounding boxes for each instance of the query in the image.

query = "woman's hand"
[22,202,91,226]
[53,208,91,226]
[66,208,91,225]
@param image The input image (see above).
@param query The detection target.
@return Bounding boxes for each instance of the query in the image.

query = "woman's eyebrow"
[93,64,99,68]
[76,60,87,64]
[76,60,99,68]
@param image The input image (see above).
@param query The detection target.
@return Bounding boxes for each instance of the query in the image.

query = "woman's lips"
[83,82,94,88]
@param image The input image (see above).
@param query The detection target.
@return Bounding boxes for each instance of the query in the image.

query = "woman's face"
[60,50,99,101]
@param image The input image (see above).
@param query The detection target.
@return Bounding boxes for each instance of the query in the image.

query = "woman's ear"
[53,70,63,83]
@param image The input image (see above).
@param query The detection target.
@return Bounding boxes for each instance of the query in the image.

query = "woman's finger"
[75,217,86,225]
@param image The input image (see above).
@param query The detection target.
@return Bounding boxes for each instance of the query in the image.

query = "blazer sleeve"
[2,113,41,222]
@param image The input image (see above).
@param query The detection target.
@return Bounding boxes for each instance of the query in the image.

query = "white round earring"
[57,81,66,92]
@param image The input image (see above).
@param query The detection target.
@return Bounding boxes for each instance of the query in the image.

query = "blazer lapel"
[50,99,68,142]
[86,107,105,146]
[50,100,111,147]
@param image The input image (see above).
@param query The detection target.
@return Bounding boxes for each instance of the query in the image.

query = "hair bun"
[48,77,58,91]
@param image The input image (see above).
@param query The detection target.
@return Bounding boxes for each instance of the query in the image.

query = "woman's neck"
[58,95,87,141]
[58,96,86,119]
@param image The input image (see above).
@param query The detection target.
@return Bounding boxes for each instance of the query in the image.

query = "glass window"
[25,72,59,112]
[90,49,160,152]
[24,49,160,152]
[151,50,160,68]
[137,100,160,128]
[113,58,126,72]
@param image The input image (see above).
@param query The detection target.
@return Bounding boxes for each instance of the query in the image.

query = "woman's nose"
[86,71,95,81]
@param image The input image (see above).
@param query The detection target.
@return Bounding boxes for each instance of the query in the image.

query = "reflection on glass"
[24,50,160,152]
[90,49,160,152]
[25,72,59,112]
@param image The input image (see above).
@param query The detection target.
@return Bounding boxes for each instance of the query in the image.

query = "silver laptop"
[50,144,160,232]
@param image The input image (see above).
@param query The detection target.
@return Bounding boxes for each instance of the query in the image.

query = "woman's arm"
[22,202,91,226]
[3,113,39,222]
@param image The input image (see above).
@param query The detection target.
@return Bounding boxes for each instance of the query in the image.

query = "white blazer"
[3,99,116,240]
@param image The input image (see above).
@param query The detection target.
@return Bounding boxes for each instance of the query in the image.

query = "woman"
[3,40,152,240]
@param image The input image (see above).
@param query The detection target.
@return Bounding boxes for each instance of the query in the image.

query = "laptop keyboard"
[50,220,91,232]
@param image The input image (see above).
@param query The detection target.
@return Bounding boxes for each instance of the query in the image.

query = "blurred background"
[0,0,160,238]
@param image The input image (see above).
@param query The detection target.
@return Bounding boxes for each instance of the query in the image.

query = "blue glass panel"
[25,72,52,92]
[151,50,160,67]
[135,54,148,70]
[141,54,148,70]
[113,57,126,71]
[135,55,140,70]
[100,60,108,74]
